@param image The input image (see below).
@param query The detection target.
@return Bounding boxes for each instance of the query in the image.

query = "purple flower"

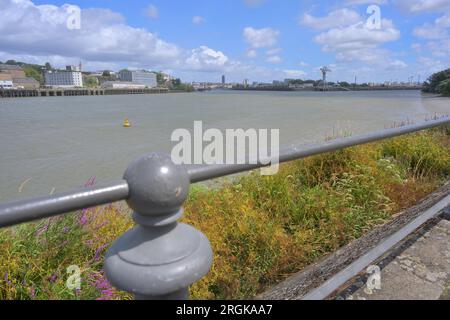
[4,272,12,285]
[30,287,36,299]
[78,213,88,226]
[93,221,109,231]
[35,225,49,237]
[88,244,109,263]
[90,271,117,300]
[48,274,58,283]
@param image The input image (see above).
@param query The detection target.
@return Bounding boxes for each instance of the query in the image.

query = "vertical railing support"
[104,153,213,300]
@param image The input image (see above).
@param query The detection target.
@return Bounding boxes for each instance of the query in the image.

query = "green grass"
[0,126,449,300]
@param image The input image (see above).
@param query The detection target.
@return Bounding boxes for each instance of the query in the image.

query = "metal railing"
[0,117,449,299]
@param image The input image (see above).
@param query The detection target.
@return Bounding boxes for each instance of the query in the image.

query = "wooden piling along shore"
[0,87,169,98]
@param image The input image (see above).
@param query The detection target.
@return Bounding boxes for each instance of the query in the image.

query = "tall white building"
[44,66,83,88]
[118,70,157,88]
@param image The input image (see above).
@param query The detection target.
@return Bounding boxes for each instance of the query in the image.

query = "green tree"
[171,78,181,87]
[437,79,450,95]
[155,72,165,86]
[423,68,450,93]
[83,76,98,88]
[45,62,53,71]
[338,81,351,87]
[22,65,43,84]
[102,70,111,77]
[285,79,304,85]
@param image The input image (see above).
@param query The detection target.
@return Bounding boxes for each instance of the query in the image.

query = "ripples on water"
[0,90,448,201]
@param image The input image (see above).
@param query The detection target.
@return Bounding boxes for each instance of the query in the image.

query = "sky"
[0,0,449,83]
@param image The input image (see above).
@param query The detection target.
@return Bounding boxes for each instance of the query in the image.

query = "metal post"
[104,153,213,300]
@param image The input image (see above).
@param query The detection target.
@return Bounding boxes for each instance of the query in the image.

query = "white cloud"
[413,23,448,39]
[246,49,258,58]
[312,18,404,70]
[417,56,447,73]
[300,9,361,30]
[283,69,307,77]
[427,38,450,57]
[436,13,450,27]
[346,0,388,4]
[395,0,450,13]
[146,4,159,19]
[266,48,282,56]
[243,27,280,48]
[411,43,423,52]
[413,10,450,50]
[0,0,180,69]
[0,0,244,76]
[389,60,408,68]
[315,19,400,54]
[193,16,205,24]
[185,46,229,71]
[266,55,282,64]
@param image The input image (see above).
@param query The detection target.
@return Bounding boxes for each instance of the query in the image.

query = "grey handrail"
[0,117,448,300]
[188,117,450,182]
[0,181,129,228]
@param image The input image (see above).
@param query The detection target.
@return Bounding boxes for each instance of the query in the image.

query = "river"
[0,90,448,201]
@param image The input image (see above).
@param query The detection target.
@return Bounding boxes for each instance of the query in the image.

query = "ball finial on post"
[104,153,213,300]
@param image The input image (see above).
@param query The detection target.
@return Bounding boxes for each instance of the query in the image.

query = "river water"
[0,90,448,201]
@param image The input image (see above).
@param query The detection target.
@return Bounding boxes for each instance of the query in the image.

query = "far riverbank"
[0,87,172,98]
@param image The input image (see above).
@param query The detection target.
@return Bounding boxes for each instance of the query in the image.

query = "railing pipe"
[0,181,129,228]
[188,117,450,182]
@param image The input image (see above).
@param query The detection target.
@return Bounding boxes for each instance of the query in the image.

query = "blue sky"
[1,0,450,83]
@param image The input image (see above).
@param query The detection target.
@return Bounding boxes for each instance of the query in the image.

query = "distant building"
[44,66,83,88]
[222,75,226,85]
[273,80,285,86]
[101,81,146,89]
[0,65,40,89]
[0,73,13,89]
[0,64,26,79]
[118,70,157,88]
[13,77,40,89]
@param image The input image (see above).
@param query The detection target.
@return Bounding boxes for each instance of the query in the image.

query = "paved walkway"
[336,217,450,300]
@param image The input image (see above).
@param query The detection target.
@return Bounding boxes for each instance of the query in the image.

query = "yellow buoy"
[123,118,131,128]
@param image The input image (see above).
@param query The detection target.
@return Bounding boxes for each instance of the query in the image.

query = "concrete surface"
[336,218,450,300]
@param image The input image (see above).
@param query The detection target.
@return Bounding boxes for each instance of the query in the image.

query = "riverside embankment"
[0,87,169,98]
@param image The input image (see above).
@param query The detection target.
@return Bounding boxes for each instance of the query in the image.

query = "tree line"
[422,69,450,96]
